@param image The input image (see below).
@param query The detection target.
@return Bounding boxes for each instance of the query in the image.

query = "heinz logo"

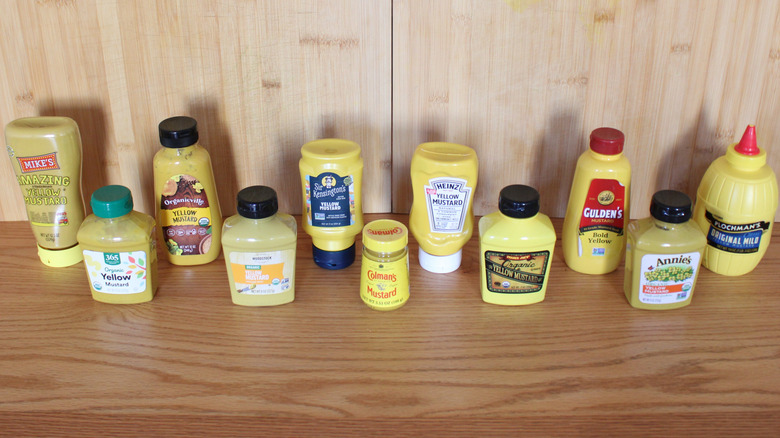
[17,153,59,173]
[104,253,121,265]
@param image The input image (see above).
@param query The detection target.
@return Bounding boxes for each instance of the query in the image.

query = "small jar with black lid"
[221,186,297,306]
[624,190,706,310]
[478,185,556,305]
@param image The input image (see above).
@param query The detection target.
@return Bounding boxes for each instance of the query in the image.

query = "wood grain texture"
[393,0,780,217]
[0,215,779,436]
[0,0,391,219]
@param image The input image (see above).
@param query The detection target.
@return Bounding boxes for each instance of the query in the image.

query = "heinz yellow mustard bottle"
[77,185,158,304]
[693,125,778,276]
[562,128,631,274]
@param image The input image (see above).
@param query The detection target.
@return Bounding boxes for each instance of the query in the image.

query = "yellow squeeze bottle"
[693,125,778,276]
[77,185,158,304]
[562,128,631,274]
[222,186,296,306]
[479,185,556,305]
[409,142,478,273]
[299,139,363,270]
[154,116,223,265]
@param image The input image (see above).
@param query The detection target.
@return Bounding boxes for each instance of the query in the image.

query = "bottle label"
[703,211,770,254]
[83,250,149,294]
[484,250,549,293]
[638,252,700,304]
[424,177,472,233]
[360,255,410,309]
[159,174,213,256]
[230,250,294,295]
[305,172,356,227]
[577,178,626,256]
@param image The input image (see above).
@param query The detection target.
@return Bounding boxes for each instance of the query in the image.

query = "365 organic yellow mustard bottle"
[360,220,410,311]
[77,185,158,304]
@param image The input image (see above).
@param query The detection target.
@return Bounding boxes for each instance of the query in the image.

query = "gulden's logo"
[17,152,59,173]
[598,190,615,206]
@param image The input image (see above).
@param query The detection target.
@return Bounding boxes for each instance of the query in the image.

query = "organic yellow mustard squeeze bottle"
[221,186,296,306]
[299,139,363,269]
[409,142,478,273]
[77,185,158,304]
[479,185,556,305]
[360,219,410,311]
[624,190,705,310]
[562,127,631,274]
[154,116,222,265]
[693,125,778,276]
[5,116,85,267]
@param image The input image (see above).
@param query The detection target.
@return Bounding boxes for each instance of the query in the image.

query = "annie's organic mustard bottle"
[154,116,222,265]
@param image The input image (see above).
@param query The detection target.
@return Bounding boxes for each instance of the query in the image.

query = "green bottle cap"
[91,185,133,218]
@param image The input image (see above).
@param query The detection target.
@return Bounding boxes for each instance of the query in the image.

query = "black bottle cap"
[499,185,540,218]
[237,186,278,219]
[650,190,692,223]
[159,116,199,148]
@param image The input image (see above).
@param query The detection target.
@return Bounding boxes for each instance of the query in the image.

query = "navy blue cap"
[312,243,355,270]
[650,190,692,223]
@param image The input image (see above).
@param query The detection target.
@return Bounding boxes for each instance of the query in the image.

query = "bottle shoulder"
[223,214,297,244]
[629,218,706,251]
[78,212,154,247]
[480,213,556,246]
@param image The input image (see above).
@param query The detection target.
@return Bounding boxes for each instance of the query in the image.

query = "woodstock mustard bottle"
[693,125,778,276]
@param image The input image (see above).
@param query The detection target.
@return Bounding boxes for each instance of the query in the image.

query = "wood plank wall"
[1,0,779,221]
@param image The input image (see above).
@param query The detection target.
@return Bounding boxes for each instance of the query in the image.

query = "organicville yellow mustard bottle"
[77,185,158,304]
[221,186,296,306]
[693,125,778,276]
[624,190,705,310]
[154,116,223,265]
[479,185,556,306]
[562,128,631,274]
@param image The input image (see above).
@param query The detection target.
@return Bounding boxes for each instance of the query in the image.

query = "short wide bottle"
[479,185,556,305]
[222,186,297,306]
[77,185,158,304]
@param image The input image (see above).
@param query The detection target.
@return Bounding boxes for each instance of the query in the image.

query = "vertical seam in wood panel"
[390,0,395,213]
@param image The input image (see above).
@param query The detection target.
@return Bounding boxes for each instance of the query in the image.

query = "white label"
[83,250,149,294]
[230,250,294,295]
[638,252,700,305]
[424,177,472,233]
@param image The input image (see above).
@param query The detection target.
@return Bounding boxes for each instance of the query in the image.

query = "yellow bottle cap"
[38,244,83,267]
[362,220,408,253]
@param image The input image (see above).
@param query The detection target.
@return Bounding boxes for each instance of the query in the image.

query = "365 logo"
[104,253,121,265]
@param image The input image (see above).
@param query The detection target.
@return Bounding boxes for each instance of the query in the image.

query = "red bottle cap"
[734,125,760,156]
[589,127,624,155]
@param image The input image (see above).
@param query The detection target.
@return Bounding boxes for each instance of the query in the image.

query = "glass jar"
[359,219,409,311]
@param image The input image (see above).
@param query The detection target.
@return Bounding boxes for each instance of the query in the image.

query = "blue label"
[305,172,355,227]
[706,227,762,254]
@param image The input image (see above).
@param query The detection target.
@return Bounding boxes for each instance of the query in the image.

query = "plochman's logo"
[17,153,59,173]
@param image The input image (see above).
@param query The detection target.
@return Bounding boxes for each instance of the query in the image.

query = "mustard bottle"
[624,190,705,310]
[5,117,85,267]
[77,185,158,304]
[693,125,778,276]
[299,139,363,269]
[360,220,410,311]
[409,142,478,273]
[562,128,631,274]
[221,186,296,306]
[479,185,556,306]
[154,116,223,265]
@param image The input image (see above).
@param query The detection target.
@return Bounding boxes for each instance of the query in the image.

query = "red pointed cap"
[735,125,760,156]
[590,127,624,155]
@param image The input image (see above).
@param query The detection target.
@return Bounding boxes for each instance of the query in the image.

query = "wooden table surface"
[1,215,779,437]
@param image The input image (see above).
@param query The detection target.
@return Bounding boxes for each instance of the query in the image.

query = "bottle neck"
[652,218,687,231]
[162,143,198,156]
[588,149,623,161]
[363,245,406,261]
[239,215,275,224]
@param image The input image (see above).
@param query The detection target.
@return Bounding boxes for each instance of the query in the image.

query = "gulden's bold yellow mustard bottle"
[562,128,631,274]
[693,125,778,276]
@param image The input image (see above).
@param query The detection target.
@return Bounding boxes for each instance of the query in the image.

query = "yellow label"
[229,250,293,295]
[159,206,213,228]
[360,255,409,310]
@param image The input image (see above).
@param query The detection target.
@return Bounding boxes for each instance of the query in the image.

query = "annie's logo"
[17,153,59,173]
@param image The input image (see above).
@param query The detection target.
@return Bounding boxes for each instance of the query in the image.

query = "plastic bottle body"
[479,211,556,305]
[77,211,158,304]
[153,143,223,265]
[360,220,409,311]
[221,213,297,306]
[562,149,631,274]
[299,139,363,269]
[409,142,478,273]
[5,117,85,267]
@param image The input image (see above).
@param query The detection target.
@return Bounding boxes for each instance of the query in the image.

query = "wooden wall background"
[1,0,779,221]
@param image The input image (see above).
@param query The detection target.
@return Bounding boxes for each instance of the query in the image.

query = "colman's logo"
[17,153,59,173]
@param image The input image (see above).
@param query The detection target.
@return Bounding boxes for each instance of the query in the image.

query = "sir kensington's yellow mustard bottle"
[693,125,778,276]
[562,128,631,274]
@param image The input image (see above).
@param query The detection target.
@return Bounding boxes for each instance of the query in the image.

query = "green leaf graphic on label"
[138,258,145,267]
[343,176,353,186]
[166,240,183,255]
